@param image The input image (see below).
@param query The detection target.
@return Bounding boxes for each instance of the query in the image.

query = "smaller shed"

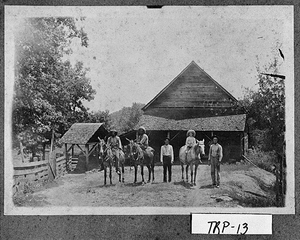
[60,123,108,171]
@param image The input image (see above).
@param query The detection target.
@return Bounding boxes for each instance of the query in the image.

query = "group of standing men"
[105,127,223,188]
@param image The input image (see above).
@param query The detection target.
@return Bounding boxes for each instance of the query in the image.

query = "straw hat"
[110,129,118,134]
[186,129,196,137]
[138,126,146,133]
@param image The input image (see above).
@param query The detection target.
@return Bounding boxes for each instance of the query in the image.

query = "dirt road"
[14,163,276,208]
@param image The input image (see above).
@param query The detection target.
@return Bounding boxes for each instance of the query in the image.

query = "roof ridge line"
[192,63,238,102]
[142,61,196,111]
[142,61,238,111]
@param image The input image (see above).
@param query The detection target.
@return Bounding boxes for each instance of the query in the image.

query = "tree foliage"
[238,58,285,153]
[13,17,95,154]
[86,110,112,130]
[110,103,144,134]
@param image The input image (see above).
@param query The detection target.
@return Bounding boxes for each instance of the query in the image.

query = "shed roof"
[134,114,246,132]
[60,123,107,145]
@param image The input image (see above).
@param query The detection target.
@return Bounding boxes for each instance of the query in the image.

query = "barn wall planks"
[143,61,241,119]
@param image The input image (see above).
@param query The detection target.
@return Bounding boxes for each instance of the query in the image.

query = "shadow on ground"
[173,181,194,189]
[199,184,215,189]
[124,182,146,187]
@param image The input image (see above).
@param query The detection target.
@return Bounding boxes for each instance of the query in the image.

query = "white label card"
[192,214,272,235]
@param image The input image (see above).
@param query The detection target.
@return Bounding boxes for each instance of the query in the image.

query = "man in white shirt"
[160,138,174,182]
[208,136,223,188]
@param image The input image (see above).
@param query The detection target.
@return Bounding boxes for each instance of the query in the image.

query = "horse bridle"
[128,140,141,162]
[98,138,113,163]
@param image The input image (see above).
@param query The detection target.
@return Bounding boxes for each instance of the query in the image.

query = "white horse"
[179,139,205,186]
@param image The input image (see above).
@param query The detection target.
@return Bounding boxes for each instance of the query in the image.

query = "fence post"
[48,152,56,180]
[275,164,279,207]
[65,143,69,172]
[42,143,46,160]
[19,141,25,163]
[48,130,56,180]
[279,154,284,207]
[85,144,89,171]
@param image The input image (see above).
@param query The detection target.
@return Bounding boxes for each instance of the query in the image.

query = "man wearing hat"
[107,129,123,175]
[160,137,174,182]
[208,135,223,188]
[136,126,149,150]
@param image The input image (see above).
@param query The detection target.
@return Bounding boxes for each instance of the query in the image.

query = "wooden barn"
[120,61,247,163]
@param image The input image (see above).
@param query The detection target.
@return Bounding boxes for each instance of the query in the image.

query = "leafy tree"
[238,58,285,153]
[13,17,95,156]
[87,110,112,129]
[110,103,144,134]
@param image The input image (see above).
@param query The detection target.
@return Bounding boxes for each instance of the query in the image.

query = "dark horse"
[127,139,155,184]
[98,138,125,185]
[179,140,205,186]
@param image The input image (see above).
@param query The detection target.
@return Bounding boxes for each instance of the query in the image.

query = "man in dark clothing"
[160,138,174,182]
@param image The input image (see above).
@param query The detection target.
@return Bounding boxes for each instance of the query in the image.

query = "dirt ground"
[14,163,276,208]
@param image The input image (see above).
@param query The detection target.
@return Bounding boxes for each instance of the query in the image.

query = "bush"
[245,148,277,173]
[249,129,273,152]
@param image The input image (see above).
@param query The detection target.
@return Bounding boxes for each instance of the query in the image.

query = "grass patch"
[245,149,277,173]
[232,193,276,208]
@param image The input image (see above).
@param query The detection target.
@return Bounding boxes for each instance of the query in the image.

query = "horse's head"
[123,145,131,159]
[98,138,106,157]
[126,138,139,160]
[195,139,205,156]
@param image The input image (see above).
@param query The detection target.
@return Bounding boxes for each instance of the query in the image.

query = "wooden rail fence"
[13,155,67,195]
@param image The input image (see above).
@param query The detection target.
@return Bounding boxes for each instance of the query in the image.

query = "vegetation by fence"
[13,155,66,195]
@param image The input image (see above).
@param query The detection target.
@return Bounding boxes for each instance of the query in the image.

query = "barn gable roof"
[60,123,108,145]
[134,114,246,132]
[142,61,238,111]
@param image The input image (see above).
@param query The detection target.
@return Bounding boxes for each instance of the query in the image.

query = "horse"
[127,139,155,184]
[98,138,126,184]
[179,140,205,186]
[98,138,113,185]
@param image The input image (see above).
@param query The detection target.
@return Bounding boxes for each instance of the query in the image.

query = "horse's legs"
[121,163,125,183]
[119,164,121,182]
[194,164,198,186]
[190,164,193,184]
[181,164,184,181]
[104,167,107,185]
[134,165,137,183]
[152,161,155,182]
[147,165,151,183]
[141,165,145,183]
[186,165,189,182]
[109,165,112,185]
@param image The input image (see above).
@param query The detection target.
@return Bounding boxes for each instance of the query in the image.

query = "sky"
[6,6,294,113]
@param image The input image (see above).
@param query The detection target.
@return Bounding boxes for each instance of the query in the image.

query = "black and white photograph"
[4,5,294,215]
